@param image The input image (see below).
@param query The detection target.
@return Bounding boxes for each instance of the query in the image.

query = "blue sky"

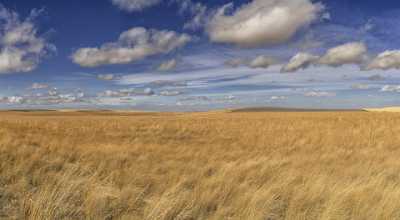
[0,0,400,111]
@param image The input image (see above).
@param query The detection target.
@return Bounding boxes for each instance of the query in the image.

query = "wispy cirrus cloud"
[174,0,208,31]
[111,0,161,12]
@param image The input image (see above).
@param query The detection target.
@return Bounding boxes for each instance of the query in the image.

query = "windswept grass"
[1,111,400,219]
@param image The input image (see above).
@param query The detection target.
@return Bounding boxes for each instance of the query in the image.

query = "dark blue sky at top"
[1,0,397,73]
[2,0,400,76]
[1,0,400,110]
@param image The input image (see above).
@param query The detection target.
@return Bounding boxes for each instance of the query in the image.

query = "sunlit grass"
[1,111,400,219]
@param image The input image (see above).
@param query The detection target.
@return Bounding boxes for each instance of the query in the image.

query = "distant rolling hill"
[230,107,365,113]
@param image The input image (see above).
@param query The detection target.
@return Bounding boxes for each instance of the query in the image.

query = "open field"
[365,107,400,112]
[1,110,400,219]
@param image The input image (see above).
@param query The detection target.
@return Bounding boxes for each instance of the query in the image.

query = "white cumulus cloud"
[351,83,370,90]
[248,55,277,69]
[0,5,54,74]
[98,88,154,97]
[207,0,324,47]
[72,27,191,67]
[318,42,367,67]
[30,83,49,89]
[159,90,183,96]
[6,96,25,104]
[270,96,287,101]
[158,59,178,71]
[304,91,336,97]
[381,85,400,93]
[367,50,400,70]
[281,52,319,72]
[111,0,161,12]
[224,58,245,68]
[97,74,116,81]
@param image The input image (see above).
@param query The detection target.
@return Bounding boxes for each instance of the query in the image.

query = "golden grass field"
[1,110,400,219]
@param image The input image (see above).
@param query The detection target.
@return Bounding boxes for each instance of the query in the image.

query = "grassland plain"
[1,110,400,219]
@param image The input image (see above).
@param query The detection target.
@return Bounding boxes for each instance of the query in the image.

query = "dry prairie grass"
[1,111,400,219]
